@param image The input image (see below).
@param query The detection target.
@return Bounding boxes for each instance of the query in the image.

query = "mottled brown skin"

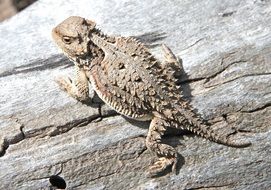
[52,16,250,176]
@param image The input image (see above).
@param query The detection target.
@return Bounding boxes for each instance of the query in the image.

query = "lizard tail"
[180,116,251,148]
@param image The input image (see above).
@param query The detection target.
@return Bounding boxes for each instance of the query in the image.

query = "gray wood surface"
[0,0,270,189]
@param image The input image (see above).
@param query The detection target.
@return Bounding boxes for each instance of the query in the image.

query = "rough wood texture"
[0,0,270,189]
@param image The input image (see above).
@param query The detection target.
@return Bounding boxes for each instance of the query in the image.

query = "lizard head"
[52,16,96,60]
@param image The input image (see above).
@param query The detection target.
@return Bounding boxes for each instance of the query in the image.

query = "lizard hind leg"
[146,116,178,177]
[161,44,184,79]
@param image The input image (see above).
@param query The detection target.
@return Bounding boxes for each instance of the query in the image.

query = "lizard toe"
[147,157,177,177]
[55,76,73,92]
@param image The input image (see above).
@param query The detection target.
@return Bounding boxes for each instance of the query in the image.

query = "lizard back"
[89,34,190,123]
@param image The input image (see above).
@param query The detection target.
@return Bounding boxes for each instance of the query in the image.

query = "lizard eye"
[62,36,72,44]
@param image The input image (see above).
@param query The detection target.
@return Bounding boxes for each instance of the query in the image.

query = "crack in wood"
[204,72,271,89]
[0,118,25,157]
[241,102,271,113]
[185,183,234,190]
[181,38,205,51]
[0,105,120,157]
[203,59,248,85]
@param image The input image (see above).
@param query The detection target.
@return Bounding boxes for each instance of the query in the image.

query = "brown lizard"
[52,16,250,176]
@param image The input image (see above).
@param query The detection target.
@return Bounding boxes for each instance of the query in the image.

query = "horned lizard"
[52,16,250,176]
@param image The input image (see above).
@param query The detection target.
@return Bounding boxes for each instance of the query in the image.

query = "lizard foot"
[55,76,90,102]
[55,76,73,93]
[147,157,177,177]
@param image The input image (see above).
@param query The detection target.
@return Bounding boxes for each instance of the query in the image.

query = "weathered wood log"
[0,0,270,189]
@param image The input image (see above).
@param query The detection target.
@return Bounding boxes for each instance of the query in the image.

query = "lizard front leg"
[56,65,90,102]
[146,116,178,177]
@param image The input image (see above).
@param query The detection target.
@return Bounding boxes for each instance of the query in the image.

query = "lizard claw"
[147,157,177,177]
[55,76,73,92]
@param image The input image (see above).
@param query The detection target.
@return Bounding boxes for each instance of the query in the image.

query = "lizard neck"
[87,28,118,71]
[91,28,116,43]
[74,40,104,70]
[72,28,109,69]
[90,28,117,52]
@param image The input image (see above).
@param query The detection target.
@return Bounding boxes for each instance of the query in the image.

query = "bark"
[0,0,270,189]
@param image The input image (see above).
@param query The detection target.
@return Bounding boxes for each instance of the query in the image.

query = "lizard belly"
[88,67,152,121]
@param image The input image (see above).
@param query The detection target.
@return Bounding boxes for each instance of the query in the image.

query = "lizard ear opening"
[85,19,96,30]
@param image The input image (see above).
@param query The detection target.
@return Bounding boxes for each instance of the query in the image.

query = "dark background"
[0,0,37,21]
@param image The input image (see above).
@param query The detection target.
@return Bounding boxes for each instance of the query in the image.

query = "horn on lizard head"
[85,19,96,30]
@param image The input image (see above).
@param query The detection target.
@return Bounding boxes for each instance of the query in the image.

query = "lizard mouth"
[74,53,93,68]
